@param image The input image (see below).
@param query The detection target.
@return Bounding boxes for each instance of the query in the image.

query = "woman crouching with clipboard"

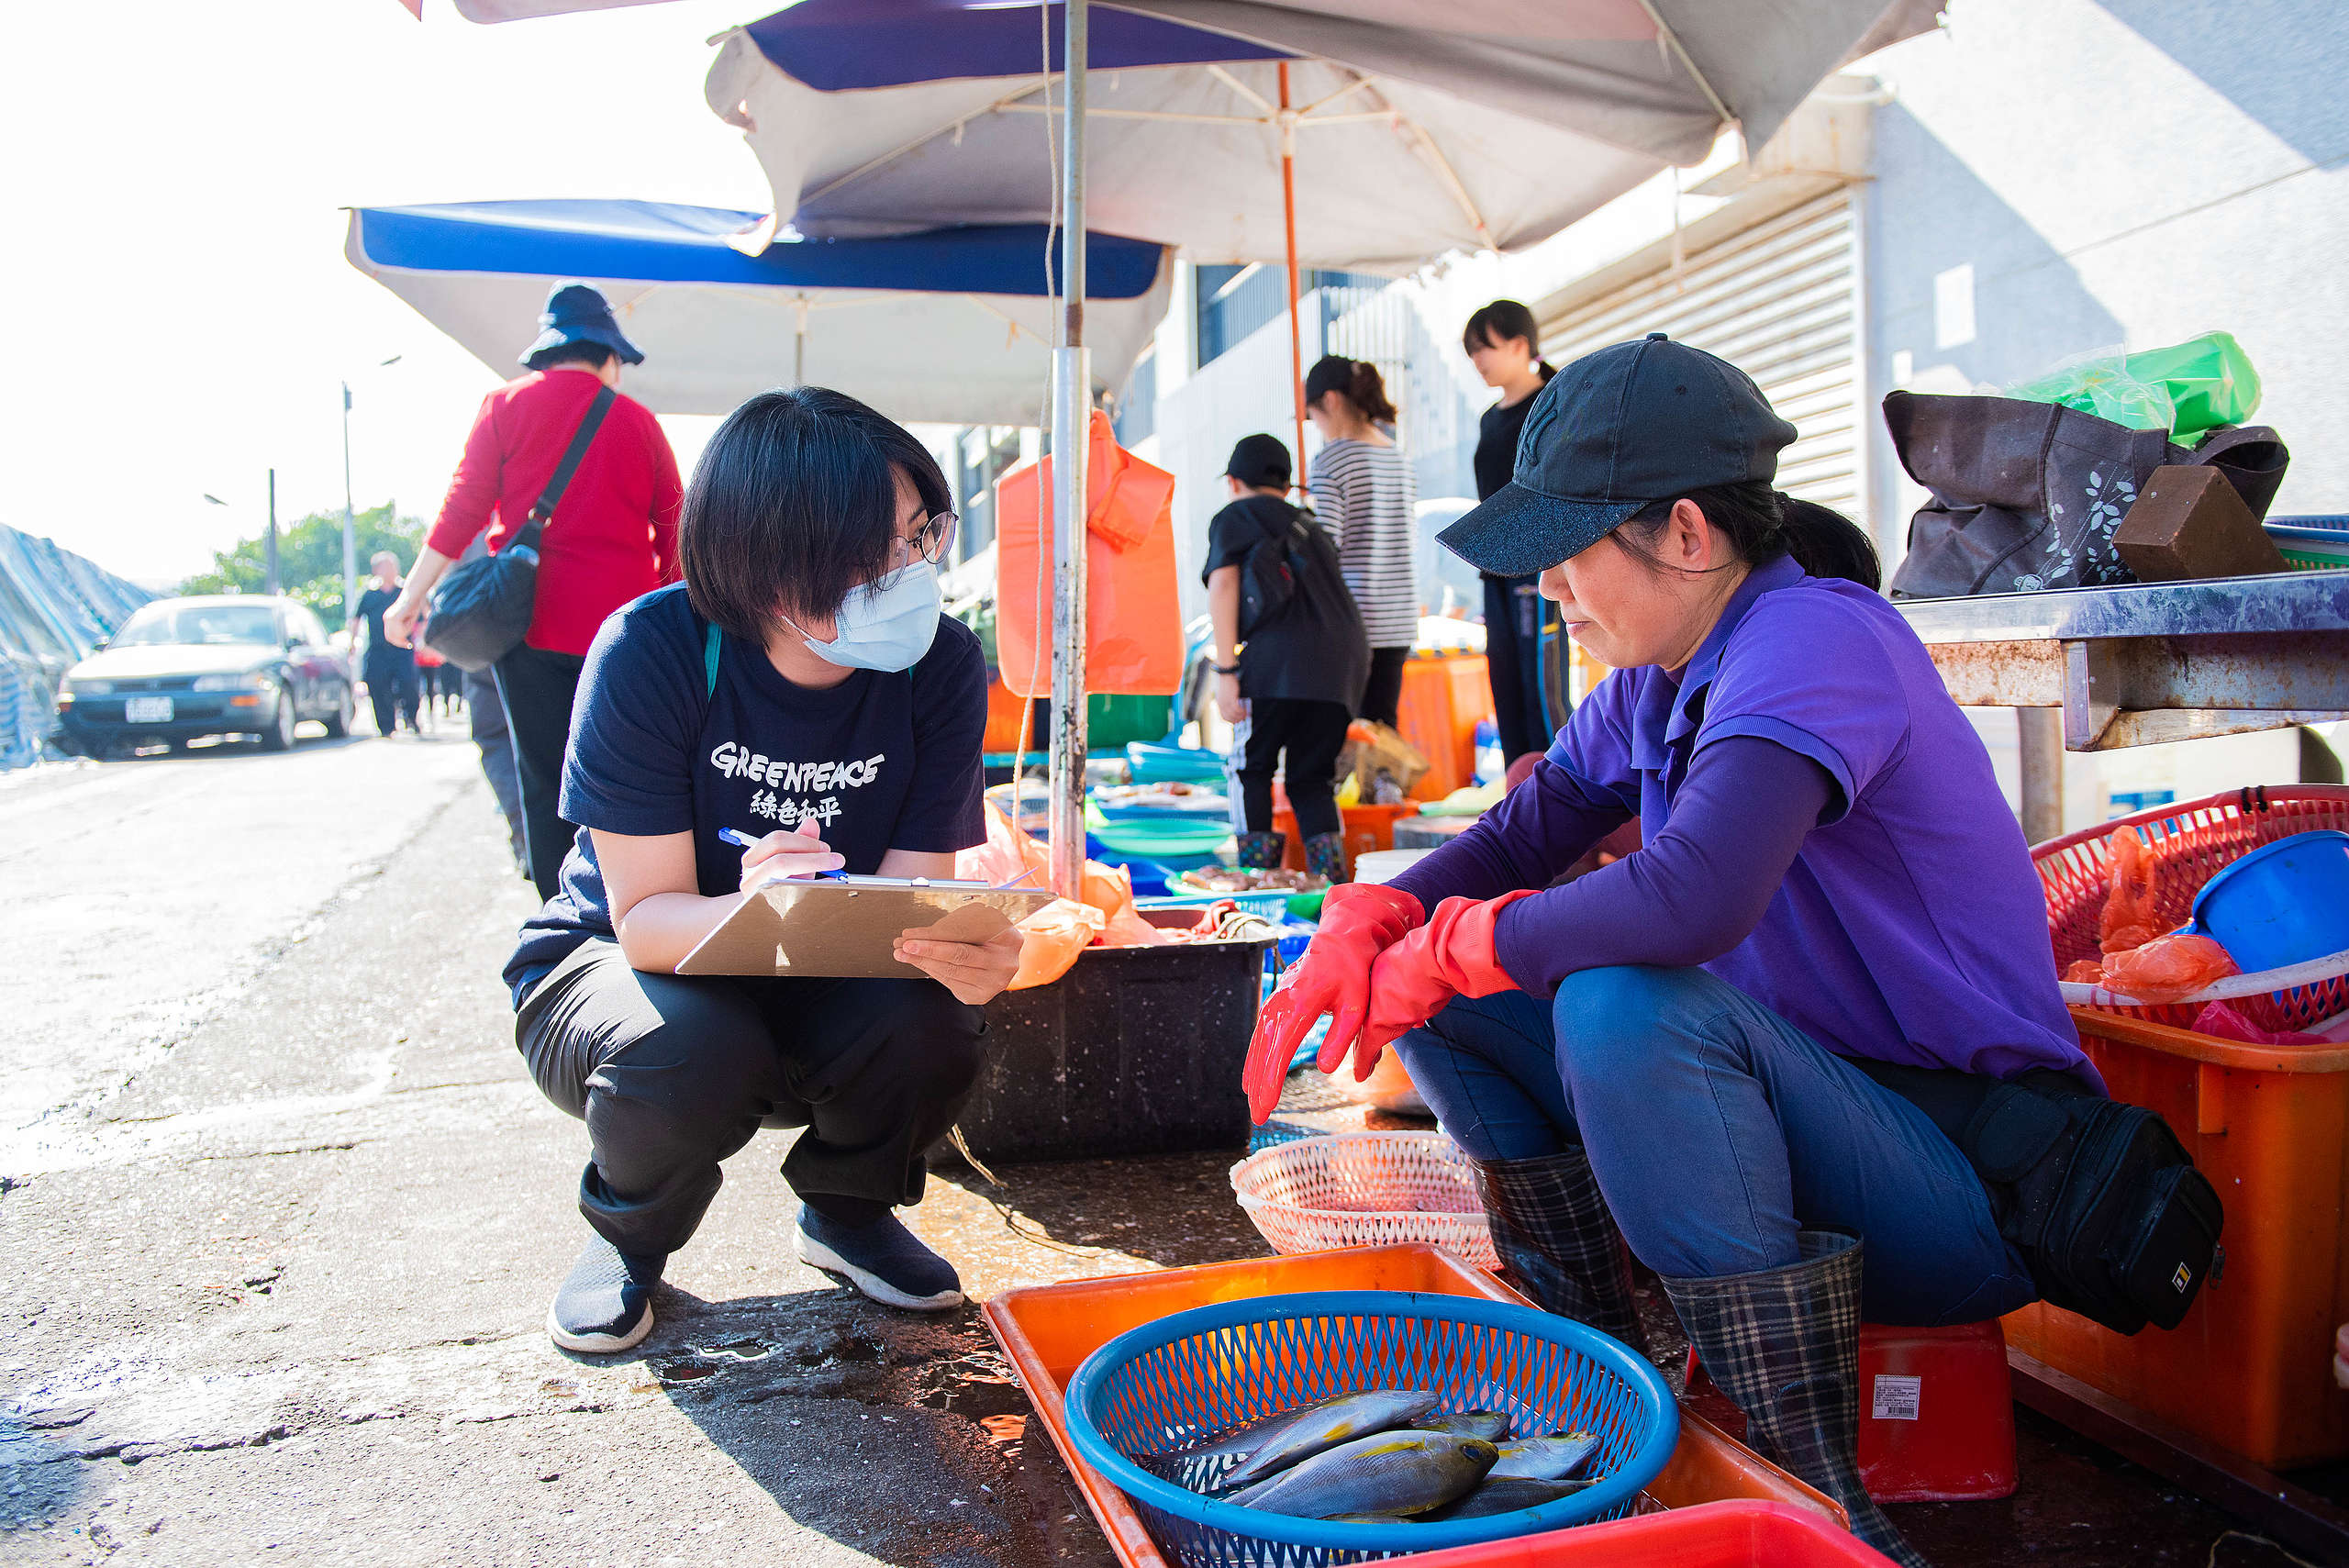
[1243,337,2104,1566]
[507,388,1020,1352]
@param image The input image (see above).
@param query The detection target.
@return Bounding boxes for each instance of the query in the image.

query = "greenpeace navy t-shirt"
[502,582,988,1002]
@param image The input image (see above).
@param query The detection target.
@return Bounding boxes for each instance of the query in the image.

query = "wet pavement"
[0,740,2328,1565]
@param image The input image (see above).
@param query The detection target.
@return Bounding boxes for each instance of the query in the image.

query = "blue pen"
[719,826,846,878]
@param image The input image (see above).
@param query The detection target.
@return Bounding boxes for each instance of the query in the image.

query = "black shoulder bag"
[1857,1060,2223,1334]
[424,386,616,672]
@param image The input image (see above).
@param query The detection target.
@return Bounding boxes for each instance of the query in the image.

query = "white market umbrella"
[343,197,1172,426]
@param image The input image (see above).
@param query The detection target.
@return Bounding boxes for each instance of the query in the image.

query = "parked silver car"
[55,595,355,756]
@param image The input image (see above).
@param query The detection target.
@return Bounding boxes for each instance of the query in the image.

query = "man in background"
[350,550,419,738]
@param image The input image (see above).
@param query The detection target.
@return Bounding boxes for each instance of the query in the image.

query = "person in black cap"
[383,281,683,900]
[1244,335,2097,1567]
[1202,434,1369,881]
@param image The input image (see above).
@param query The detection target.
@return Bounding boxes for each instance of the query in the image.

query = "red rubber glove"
[1347,891,1539,1079]
[1241,882,1425,1124]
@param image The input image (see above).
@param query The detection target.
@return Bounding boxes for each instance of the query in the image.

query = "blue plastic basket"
[1063,1290,1679,1567]
[1141,890,1295,922]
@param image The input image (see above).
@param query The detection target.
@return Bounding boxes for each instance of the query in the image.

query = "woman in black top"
[1464,300,1557,765]
[1203,434,1370,882]
[507,388,1023,1353]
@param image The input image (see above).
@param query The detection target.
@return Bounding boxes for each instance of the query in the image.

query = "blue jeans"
[1393,966,2036,1327]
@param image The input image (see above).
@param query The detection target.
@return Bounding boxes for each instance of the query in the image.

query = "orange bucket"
[2001,1006,2349,1466]
[1271,801,1419,878]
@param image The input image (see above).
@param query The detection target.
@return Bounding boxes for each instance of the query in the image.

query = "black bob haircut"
[1462,298,1542,358]
[525,340,616,373]
[680,386,952,639]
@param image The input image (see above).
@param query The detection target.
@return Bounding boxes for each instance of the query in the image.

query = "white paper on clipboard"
[674,875,1056,978]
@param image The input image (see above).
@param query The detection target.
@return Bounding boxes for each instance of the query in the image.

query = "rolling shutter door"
[1537,192,1863,516]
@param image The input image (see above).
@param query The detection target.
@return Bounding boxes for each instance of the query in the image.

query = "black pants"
[1482,573,1551,763]
[494,643,586,901]
[516,940,987,1257]
[1234,697,1352,840]
[363,654,418,737]
[1360,646,1409,730]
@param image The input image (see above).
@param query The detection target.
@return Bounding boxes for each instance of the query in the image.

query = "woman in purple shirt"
[1244,337,2093,1567]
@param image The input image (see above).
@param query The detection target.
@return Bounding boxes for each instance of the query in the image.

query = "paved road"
[0,736,2303,1567]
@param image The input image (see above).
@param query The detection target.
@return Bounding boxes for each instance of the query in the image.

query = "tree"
[182,505,426,625]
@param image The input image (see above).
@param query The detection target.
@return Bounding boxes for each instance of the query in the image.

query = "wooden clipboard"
[674,876,1057,979]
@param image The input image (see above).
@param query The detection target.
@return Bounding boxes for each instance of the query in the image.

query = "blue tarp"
[0,528,154,772]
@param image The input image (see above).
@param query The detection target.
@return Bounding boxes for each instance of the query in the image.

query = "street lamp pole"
[340,383,357,628]
[265,467,280,595]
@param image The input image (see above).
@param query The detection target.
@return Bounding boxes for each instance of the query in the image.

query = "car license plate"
[124,695,173,723]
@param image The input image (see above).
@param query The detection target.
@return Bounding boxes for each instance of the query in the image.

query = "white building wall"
[1863,0,2349,533]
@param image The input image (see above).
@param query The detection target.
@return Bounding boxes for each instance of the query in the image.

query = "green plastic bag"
[2004,331,2262,444]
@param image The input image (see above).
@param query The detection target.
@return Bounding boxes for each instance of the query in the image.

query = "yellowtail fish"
[1420,1474,1596,1520]
[1214,1389,1440,1490]
[1487,1431,1600,1481]
[1226,1431,1497,1518]
[1409,1409,1511,1441]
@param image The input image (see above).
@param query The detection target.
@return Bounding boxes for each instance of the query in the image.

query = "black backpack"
[1237,499,1345,638]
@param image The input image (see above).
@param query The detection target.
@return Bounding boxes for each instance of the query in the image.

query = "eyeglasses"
[891,510,959,569]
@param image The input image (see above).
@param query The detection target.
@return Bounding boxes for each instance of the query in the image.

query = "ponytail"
[1614,481,1881,592]
[1348,361,1398,425]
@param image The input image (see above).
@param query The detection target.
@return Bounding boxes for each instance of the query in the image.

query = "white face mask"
[786,561,941,673]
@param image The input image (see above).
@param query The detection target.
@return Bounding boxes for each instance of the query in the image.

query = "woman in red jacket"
[385,283,684,897]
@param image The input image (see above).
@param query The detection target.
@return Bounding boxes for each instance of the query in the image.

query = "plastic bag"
[2005,331,2262,444]
[2098,828,2163,954]
[1009,898,1105,990]
[996,409,1185,697]
[2100,934,2239,1006]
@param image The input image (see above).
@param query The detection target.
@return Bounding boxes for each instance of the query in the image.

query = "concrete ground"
[0,731,2319,1566]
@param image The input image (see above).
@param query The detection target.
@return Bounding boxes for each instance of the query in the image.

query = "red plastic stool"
[1682,1318,2018,1502]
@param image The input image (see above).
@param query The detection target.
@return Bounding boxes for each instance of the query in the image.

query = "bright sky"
[2,0,773,587]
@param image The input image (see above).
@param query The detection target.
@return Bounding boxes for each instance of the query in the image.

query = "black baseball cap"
[1224,432,1292,488]
[1438,333,1798,576]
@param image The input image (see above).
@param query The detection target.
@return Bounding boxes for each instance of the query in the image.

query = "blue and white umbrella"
[344,197,1172,426]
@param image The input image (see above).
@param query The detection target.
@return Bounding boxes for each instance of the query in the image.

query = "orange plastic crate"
[2002,1006,2349,1467]
[1375,1500,1896,1567]
[1271,800,1420,878]
[1397,651,1495,801]
[981,1244,1847,1568]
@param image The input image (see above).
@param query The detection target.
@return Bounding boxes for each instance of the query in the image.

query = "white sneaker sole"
[795,1229,963,1312]
[545,1299,654,1354]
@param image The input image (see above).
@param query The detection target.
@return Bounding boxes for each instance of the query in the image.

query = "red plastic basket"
[2033,784,2349,1030]
[1381,1500,1897,1566]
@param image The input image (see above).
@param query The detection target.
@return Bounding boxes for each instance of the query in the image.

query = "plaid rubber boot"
[1468,1148,1647,1351]
[1303,831,1349,884]
[1236,831,1287,870]
[1661,1230,1930,1567]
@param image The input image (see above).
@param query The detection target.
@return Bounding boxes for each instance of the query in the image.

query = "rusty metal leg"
[2019,707,2064,846]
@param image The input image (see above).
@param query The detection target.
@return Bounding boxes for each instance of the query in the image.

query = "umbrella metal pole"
[1279,61,1308,480]
[1046,0,1091,899]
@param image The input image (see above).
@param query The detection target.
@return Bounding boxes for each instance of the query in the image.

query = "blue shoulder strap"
[704,623,721,699]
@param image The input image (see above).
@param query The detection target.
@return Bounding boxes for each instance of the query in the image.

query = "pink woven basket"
[1230,1131,1497,1269]
[2034,784,2349,1031]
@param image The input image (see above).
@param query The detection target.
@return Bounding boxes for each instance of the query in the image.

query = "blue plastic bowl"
[2184,829,2349,972]
[1063,1289,1678,1566]
[1127,740,1233,786]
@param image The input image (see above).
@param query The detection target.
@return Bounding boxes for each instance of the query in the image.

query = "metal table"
[1897,570,2349,840]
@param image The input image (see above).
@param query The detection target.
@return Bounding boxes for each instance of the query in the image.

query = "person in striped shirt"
[1305,356,1419,727]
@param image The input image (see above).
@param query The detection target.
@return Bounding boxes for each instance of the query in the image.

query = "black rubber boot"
[1660,1230,1930,1567]
[1235,831,1287,870]
[1468,1147,1646,1352]
[1303,831,1349,884]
